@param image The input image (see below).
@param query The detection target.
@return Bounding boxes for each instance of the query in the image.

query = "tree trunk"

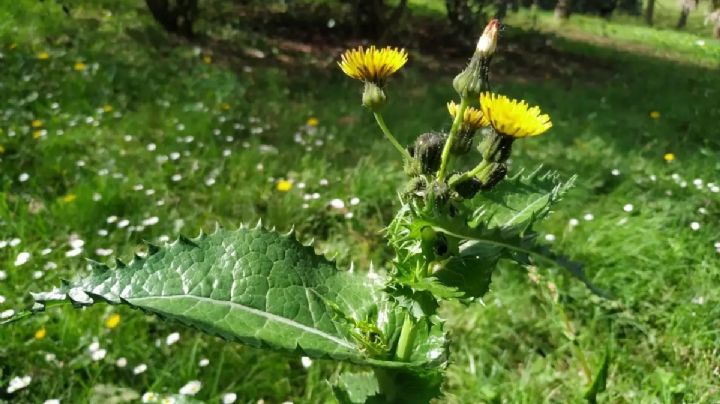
[676,0,697,29]
[554,0,572,20]
[145,0,198,38]
[644,0,655,25]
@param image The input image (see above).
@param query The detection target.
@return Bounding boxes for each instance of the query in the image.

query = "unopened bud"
[362,82,386,110]
[479,163,507,190]
[476,19,500,58]
[453,177,482,199]
[413,132,447,174]
[451,129,475,155]
[452,57,484,99]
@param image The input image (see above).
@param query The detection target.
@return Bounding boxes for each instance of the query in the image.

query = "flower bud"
[413,132,447,174]
[451,129,475,155]
[452,57,484,99]
[476,19,500,58]
[453,177,483,199]
[477,129,514,163]
[478,163,507,191]
[362,82,386,110]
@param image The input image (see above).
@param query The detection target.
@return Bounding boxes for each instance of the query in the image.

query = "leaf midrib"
[128,294,357,350]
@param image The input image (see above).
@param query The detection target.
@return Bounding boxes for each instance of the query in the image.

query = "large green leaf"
[468,167,576,236]
[3,226,446,370]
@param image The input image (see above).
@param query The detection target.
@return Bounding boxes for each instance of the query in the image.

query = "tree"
[346,0,409,39]
[644,0,656,25]
[676,0,698,28]
[555,0,572,19]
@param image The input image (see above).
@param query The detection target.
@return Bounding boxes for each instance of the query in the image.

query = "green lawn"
[1,1,719,402]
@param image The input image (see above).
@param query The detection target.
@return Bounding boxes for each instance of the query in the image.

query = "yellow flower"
[9,43,17,50]
[221,103,231,111]
[37,51,49,60]
[202,55,212,64]
[0,145,5,154]
[31,119,43,128]
[105,313,121,329]
[480,92,552,138]
[664,153,675,162]
[338,46,408,84]
[306,117,319,127]
[650,111,661,119]
[103,104,113,113]
[74,62,87,71]
[33,130,45,139]
[276,179,293,192]
[447,101,489,130]
[34,327,46,340]
[61,193,77,203]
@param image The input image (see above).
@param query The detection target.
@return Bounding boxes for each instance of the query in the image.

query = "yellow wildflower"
[338,46,408,84]
[103,104,113,113]
[37,51,49,60]
[34,327,46,340]
[202,55,212,64]
[0,145,5,154]
[221,103,231,111]
[650,111,661,119]
[33,130,44,139]
[307,117,319,127]
[74,61,87,71]
[276,179,293,192]
[480,92,552,138]
[61,193,77,203]
[105,313,121,329]
[664,153,675,162]
[9,43,17,50]
[447,101,489,130]
[31,120,43,128]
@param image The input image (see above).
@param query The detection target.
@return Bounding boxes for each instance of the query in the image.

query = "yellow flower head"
[276,179,293,192]
[664,153,675,162]
[447,101,489,131]
[34,327,46,340]
[306,117,319,127]
[31,119,43,128]
[74,62,87,71]
[650,111,661,119]
[480,92,552,138]
[0,144,5,154]
[105,313,121,329]
[37,51,49,60]
[338,46,408,85]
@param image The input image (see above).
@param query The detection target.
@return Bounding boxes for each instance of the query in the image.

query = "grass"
[1,0,719,402]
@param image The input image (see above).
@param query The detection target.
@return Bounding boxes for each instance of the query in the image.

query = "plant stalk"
[437,97,469,181]
[448,159,492,187]
[373,112,411,161]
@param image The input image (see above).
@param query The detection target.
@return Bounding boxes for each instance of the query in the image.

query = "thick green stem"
[437,97,469,181]
[373,112,411,161]
[395,313,417,361]
[449,159,491,187]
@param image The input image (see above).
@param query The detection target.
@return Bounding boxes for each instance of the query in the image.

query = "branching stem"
[437,97,469,181]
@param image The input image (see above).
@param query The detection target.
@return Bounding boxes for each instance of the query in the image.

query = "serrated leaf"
[468,167,575,236]
[7,227,445,370]
[333,371,381,404]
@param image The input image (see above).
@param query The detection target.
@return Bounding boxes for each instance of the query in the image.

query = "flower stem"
[395,313,417,361]
[437,97,469,182]
[448,160,491,187]
[373,112,411,161]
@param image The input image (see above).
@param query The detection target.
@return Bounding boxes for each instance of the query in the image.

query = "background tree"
[555,0,573,19]
[676,0,698,28]
[145,0,199,38]
[645,0,656,24]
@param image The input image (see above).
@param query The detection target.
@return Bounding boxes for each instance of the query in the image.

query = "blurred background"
[0,0,718,402]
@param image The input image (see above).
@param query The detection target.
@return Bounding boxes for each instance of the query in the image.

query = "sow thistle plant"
[3,20,599,402]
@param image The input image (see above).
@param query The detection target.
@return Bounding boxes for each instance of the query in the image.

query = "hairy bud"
[413,132,447,174]
[362,82,386,110]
